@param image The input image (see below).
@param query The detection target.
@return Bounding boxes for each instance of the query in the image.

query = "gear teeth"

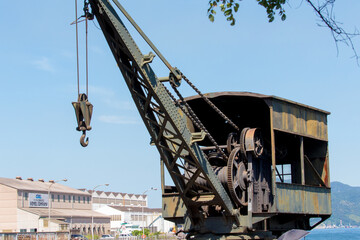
[227,147,248,207]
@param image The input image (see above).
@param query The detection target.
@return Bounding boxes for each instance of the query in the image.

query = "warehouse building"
[81,189,175,234]
[94,204,175,234]
[0,177,110,234]
[88,190,147,208]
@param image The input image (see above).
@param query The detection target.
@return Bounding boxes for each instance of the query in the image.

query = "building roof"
[84,189,147,199]
[110,205,161,213]
[184,91,330,115]
[21,208,110,218]
[0,177,89,195]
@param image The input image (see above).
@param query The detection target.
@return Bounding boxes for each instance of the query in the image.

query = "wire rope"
[75,0,80,95]
[85,16,89,96]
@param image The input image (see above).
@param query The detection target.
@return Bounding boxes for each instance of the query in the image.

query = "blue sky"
[0,0,359,208]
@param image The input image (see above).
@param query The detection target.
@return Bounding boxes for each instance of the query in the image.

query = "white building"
[83,190,147,209]
[80,189,175,234]
[0,177,110,235]
[95,205,174,234]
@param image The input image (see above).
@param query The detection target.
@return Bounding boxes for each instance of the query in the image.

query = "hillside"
[324,181,360,226]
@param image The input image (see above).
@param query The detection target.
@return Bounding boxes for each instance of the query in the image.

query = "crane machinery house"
[73,0,332,239]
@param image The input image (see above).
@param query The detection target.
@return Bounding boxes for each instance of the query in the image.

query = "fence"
[0,232,69,240]
[110,233,183,240]
[0,233,182,240]
[115,237,179,240]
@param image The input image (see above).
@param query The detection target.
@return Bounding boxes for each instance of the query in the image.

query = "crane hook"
[80,130,89,147]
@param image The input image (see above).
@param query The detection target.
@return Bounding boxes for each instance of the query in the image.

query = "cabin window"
[276,164,292,183]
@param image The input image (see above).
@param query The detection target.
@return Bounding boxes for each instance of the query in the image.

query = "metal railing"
[103,234,183,240]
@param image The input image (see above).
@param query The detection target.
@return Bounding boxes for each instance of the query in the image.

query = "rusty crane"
[72,0,331,239]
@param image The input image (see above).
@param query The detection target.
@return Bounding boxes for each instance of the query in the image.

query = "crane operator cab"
[162,92,331,238]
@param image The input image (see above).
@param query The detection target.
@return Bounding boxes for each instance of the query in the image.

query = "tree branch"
[305,0,359,62]
[207,0,359,63]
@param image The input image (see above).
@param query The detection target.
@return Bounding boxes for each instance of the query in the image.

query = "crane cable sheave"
[72,93,93,147]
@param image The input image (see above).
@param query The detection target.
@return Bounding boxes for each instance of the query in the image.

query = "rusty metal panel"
[275,183,331,215]
[162,194,186,219]
[271,99,328,141]
[322,152,330,186]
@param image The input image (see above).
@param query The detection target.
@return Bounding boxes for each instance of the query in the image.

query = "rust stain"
[322,154,330,186]
[312,193,320,215]
[273,102,328,141]
[276,184,330,215]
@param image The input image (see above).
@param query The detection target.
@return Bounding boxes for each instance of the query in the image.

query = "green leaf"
[209,14,215,22]
[224,9,232,16]
[281,14,286,21]
[234,3,239,12]
[220,3,225,11]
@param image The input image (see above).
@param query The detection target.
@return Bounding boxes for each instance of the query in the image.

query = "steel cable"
[85,17,89,96]
[75,0,80,95]
[180,73,240,132]
[163,82,228,161]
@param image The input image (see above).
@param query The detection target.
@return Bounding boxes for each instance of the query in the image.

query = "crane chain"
[161,82,228,161]
[180,72,240,132]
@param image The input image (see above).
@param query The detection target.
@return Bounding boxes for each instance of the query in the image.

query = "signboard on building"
[29,193,49,208]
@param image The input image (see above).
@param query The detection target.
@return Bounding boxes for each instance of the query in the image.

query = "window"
[131,215,142,221]
[69,195,71,202]
[58,195,60,202]
[78,196,80,203]
[63,195,66,202]
[20,229,26,233]
[83,196,85,204]
[73,195,75,203]
[276,164,292,183]
[60,224,68,231]
[24,192,28,200]
[52,194,54,202]
[30,228,37,233]
[87,197,90,204]
[111,215,121,221]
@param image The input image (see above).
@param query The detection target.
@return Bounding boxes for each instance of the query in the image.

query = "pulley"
[72,93,93,147]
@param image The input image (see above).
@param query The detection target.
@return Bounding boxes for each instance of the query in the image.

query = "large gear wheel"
[227,147,248,207]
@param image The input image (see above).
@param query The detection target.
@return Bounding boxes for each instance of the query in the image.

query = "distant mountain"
[324,181,360,226]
